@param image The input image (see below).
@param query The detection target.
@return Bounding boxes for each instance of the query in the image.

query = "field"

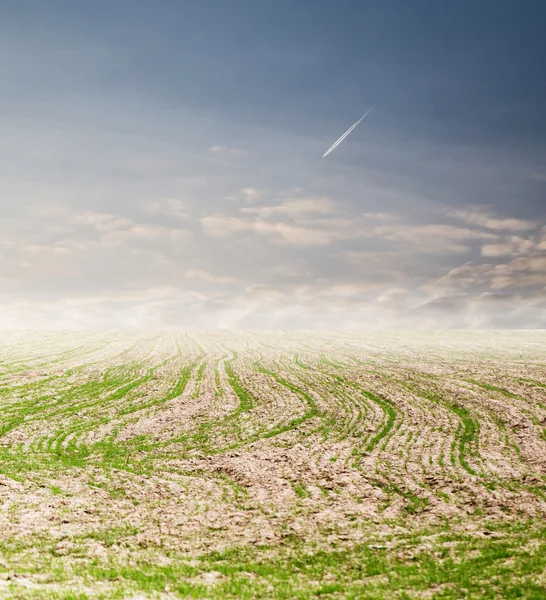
[0,330,545,599]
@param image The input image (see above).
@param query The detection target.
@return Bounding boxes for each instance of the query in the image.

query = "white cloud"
[208,145,244,157]
[146,198,190,220]
[369,223,498,254]
[200,214,247,238]
[377,287,413,308]
[1,151,545,329]
[425,263,493,293]
[225,188,263,203]
[70,211,133,232]
[448,206,538,232]
[245,284,287,303]
[481,236,536,258]
[183,269,237,284]
[242,197,336,217]
[102,224,188,246]
[3,42,545,332]
[200,213,347,246]
[426,249,546,295]
[240,188,262,203]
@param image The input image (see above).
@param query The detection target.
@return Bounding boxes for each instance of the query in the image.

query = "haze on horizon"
[1,0,545,329]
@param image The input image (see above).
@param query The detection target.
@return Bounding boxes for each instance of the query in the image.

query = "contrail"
[322,105,375,158]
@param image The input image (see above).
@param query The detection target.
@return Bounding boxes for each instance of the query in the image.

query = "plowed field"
[0,331,545,599]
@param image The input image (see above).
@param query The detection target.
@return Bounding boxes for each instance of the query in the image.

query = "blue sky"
[1,0,545,328]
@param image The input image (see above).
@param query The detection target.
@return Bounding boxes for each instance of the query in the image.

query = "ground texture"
[0,330,545,599]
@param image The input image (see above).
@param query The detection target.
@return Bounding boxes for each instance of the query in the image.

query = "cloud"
[377,287,413,309]
[240,188,262,203]
[489,253,546,290]
[183,269,237,284]
[427,250,546,294]
[71,211,134,232]
[200,215,247,238]
[225,187,263,204]
[401,292,546,329]
[146,198,190,220]
[2,141,545,329]
[208,145,244,157]
[200,194,414,250]
[425,263,493,293]
[200,213,347,246]
[241,197,336,217]
[201,194,528,258]
[369,223,498,254]
[360,212,401,221]
[448,206,538,231]
[200,195,346,246]
[481,236,536,257]
[245,284,287,303]
[101,224,188,246]
[3,20,545,334]
[264,222,344,246]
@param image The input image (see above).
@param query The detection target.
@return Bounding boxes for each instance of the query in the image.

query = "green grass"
[1,519,545,598]
[1,332,546,599]
[224,352,254,413]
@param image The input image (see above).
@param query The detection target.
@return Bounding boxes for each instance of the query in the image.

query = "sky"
[1,0,545,329]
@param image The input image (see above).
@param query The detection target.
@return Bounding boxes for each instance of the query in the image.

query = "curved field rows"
[0,331,545,599]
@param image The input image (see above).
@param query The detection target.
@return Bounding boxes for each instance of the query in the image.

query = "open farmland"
[0,331,545,599]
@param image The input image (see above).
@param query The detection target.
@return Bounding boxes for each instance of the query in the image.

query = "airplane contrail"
[322,105,375,158]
